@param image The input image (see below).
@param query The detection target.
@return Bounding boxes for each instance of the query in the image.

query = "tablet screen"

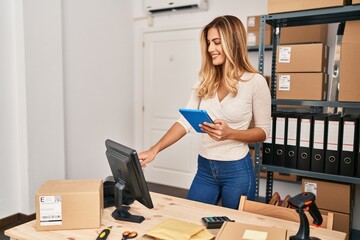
[179,108,214,133]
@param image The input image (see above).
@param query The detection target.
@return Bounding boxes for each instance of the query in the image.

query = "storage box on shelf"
[268,0,348,14]
[276,43,328,73]
[276,73,328,100]
[338,20,360,102]
[247,15,272,47]
[280,24,328,44]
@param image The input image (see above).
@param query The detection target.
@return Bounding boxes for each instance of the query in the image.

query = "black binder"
[262,114,275,165]
[285,113,299,169]
[273,112,286,167]
[311,114,327,173]
[340,116,359,177]
[297,114,313,171]
[324,115,341,175]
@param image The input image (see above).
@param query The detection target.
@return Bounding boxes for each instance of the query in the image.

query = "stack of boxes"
[275,43,329,101]
[274,21,329,101]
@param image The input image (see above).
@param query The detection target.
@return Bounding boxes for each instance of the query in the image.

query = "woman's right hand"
[138,148,158,168]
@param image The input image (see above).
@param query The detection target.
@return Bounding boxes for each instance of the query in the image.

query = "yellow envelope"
[190,228,214,240]
[145,218,214,240]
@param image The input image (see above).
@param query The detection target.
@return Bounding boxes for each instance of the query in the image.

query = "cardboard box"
[353,0,360,4]
[280,25,328,44]
[276,73,327,100]
[302,178,352,214]
[216,221,287,240]
[276,43,328,73]
[36,179,103,231]
[247,31,272,47]
[247,16,272,46]
[338,20,360,102]
[320,210,350,240]
[268,0,346,14]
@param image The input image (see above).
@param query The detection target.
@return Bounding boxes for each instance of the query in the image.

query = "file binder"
[311,114,327,173]
[340,116,358,176]
[273,112,286,167]
[262,114,274,165]
[324,115,341,175]
[297,114,312,171]
[340,116,359,177]
[285,114,299,169]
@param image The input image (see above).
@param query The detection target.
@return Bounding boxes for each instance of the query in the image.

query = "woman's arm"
[138,122,187,167]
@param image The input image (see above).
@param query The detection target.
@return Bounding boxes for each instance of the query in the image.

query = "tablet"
[179,108,214,133]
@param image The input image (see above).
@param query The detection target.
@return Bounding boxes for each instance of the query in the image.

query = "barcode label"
[39,195,62,226]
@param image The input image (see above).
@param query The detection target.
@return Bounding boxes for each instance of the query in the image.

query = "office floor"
[1,183,359,240]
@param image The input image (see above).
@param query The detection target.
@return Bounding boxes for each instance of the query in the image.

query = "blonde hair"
[198,15,257,98]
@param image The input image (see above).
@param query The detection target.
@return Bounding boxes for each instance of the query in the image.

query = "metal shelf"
[272,100,360,108]
[266,5,360,27]
[255,5,360,201]
[261,165,360,184]
[248,45,273,52]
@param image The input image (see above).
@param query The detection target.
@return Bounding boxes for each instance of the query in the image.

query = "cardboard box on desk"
[36,179,103,231]
[302,178,352,214]
[276,73,328,100]
[338,20,360,102]
[268,0,346,14]
[216,221,287,240]
[276,43,328,73]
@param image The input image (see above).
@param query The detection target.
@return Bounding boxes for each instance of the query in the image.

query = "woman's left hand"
[200,119,233,141]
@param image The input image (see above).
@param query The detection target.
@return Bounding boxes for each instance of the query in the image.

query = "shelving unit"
[254,4,360,202]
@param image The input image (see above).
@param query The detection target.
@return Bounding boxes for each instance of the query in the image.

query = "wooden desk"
[5,192,346,240]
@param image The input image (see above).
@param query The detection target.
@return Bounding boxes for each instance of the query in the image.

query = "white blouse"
[177,72,271,161]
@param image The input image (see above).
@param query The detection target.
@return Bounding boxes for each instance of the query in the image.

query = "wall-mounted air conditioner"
[144,0,208,14]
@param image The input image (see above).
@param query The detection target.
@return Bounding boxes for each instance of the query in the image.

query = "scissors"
[122,230,138,240]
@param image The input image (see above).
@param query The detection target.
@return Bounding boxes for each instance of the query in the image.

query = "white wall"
[0,0,21,217]
[62,0,134,180]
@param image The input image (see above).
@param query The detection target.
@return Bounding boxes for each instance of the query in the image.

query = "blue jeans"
[187,153,255,209]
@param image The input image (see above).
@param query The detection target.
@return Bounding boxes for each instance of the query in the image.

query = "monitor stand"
[112,181,145,223]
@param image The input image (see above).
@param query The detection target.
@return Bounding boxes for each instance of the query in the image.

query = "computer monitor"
[105,139,153,223]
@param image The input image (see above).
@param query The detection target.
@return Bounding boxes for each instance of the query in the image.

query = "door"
[143,27,201,189]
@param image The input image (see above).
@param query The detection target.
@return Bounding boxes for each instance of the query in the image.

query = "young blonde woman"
[139,15,271,209]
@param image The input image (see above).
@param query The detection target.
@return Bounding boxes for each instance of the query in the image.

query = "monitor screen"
[105,139,153,223]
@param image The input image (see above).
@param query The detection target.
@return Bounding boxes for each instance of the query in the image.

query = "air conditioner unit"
[144,0,208,14]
